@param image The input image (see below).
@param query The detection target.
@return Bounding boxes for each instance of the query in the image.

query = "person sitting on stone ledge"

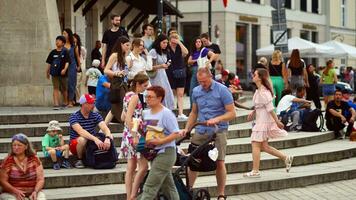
[277,87,311,131]
[325,89,356,139]
[69,94,113,168]
[0,133,46,200]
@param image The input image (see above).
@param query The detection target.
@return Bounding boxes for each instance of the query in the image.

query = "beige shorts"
[191,130,228,161]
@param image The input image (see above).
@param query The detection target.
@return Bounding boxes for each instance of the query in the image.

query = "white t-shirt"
[276,94,296,115]
[126,52,152,80]
[86,68,102,87]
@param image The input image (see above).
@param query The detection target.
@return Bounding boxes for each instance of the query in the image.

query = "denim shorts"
[322,84,336,96]
[45,149,63,158]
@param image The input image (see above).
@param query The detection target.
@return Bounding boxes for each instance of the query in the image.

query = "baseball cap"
[221,70,229,76]
[79,94,95,105]
[92,59,100,68]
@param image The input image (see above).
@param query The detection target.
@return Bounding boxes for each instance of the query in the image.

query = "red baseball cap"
[222,70,229,76]
[79,94,95,104]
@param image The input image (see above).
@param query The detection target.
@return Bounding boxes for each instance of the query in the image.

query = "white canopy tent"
[321,40,356,58]
[256,37,338,58]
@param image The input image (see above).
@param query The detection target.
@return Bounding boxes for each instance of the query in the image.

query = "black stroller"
[138,122,217,200]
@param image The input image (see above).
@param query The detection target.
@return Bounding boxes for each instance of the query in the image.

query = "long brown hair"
[129,72,149,92]
[11,133,36,157]
[323,59,334,75]
[257,68,274,96]
[289,49,302,68]
[111,36,130,70]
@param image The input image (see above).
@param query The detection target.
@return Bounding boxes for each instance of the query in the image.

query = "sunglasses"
[12,134,28,144]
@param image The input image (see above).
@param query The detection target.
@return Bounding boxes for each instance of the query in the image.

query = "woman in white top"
[148,34,175,110]
[104,36,131,123]
[126,38,153,81]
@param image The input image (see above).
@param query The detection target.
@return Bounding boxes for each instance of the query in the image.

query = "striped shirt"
[69,110,103,140]
[1,155,41,197]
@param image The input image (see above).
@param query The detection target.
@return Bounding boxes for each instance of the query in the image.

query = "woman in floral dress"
[119,73,149,200]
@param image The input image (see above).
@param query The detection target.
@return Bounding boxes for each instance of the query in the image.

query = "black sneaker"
[61,160,72,169]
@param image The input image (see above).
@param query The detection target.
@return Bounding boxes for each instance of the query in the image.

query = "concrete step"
[37,139,356,189]
[0,110,250,138]
[0,107,192,125]
[43,153,356,200]
[0,122,252,154]
[0,123,253,168]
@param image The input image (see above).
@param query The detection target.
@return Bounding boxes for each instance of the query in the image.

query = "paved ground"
[229,178,356,200]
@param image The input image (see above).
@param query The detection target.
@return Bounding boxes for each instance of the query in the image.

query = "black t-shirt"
[91,48,102,61]
[102,27,129,61]
[269,62,283,76]
[46,48,69,76]
[206,43,221,68]
[288,60,305,76]
[326,100,350,120]
[168,45,184,70]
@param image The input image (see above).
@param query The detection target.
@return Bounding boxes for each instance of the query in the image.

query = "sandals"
[217,195,227,200]
[285,155,294,173]
[243,170,261,178]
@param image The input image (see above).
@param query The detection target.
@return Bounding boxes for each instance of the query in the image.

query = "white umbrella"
[256,37,335,57]
[322,40,356,58]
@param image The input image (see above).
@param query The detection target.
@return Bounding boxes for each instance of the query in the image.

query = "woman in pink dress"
[244,68,293,178]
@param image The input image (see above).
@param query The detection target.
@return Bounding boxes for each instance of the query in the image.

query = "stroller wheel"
[193,189,210,200]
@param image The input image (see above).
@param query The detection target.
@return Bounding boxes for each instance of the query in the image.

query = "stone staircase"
[0,104,356,199]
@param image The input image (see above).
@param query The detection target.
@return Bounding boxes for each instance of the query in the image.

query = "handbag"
[146,70,157,79]
[109,76,127,103]
[172,68,186,79]
[197,47,211,69]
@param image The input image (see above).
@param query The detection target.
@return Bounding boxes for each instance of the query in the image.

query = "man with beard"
[101,14,129,70]
[326,89,356,139]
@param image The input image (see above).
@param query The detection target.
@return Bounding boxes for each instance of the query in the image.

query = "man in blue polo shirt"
[69,94,113,168]
[184,67,236,200]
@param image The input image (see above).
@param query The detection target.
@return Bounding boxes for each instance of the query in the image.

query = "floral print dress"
[118,91,143,159]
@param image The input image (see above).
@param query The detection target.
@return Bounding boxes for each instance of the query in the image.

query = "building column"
[0,0,61,105]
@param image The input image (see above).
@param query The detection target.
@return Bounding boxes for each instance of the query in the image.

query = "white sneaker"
[285,156,293,173]
[177,114,188,121]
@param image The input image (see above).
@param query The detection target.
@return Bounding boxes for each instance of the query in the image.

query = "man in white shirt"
[277,87,311,131]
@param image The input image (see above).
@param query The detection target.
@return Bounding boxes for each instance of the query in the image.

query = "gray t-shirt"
[143,107,179,153]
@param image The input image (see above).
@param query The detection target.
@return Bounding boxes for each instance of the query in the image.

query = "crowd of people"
[1,13,356,200]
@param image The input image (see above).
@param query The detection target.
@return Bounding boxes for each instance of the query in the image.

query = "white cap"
[92,59,100,68]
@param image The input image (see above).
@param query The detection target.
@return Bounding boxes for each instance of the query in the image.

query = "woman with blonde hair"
[269,50,288,105]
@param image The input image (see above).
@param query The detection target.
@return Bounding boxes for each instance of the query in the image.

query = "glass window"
[236,23,247,79]
[341,0,346,27]
[312,0,319,13]
[300,30,310,40]
[285,0,292,9]
[300,0,307,12]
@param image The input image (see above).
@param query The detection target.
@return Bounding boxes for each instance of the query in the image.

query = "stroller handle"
[176,122,218,145]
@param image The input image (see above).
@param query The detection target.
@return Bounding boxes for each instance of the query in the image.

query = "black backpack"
[84,133,118,169]
[50,49,66,76]
[301,109,324,132]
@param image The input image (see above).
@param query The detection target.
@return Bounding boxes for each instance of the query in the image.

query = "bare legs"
[126,157,148,200]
